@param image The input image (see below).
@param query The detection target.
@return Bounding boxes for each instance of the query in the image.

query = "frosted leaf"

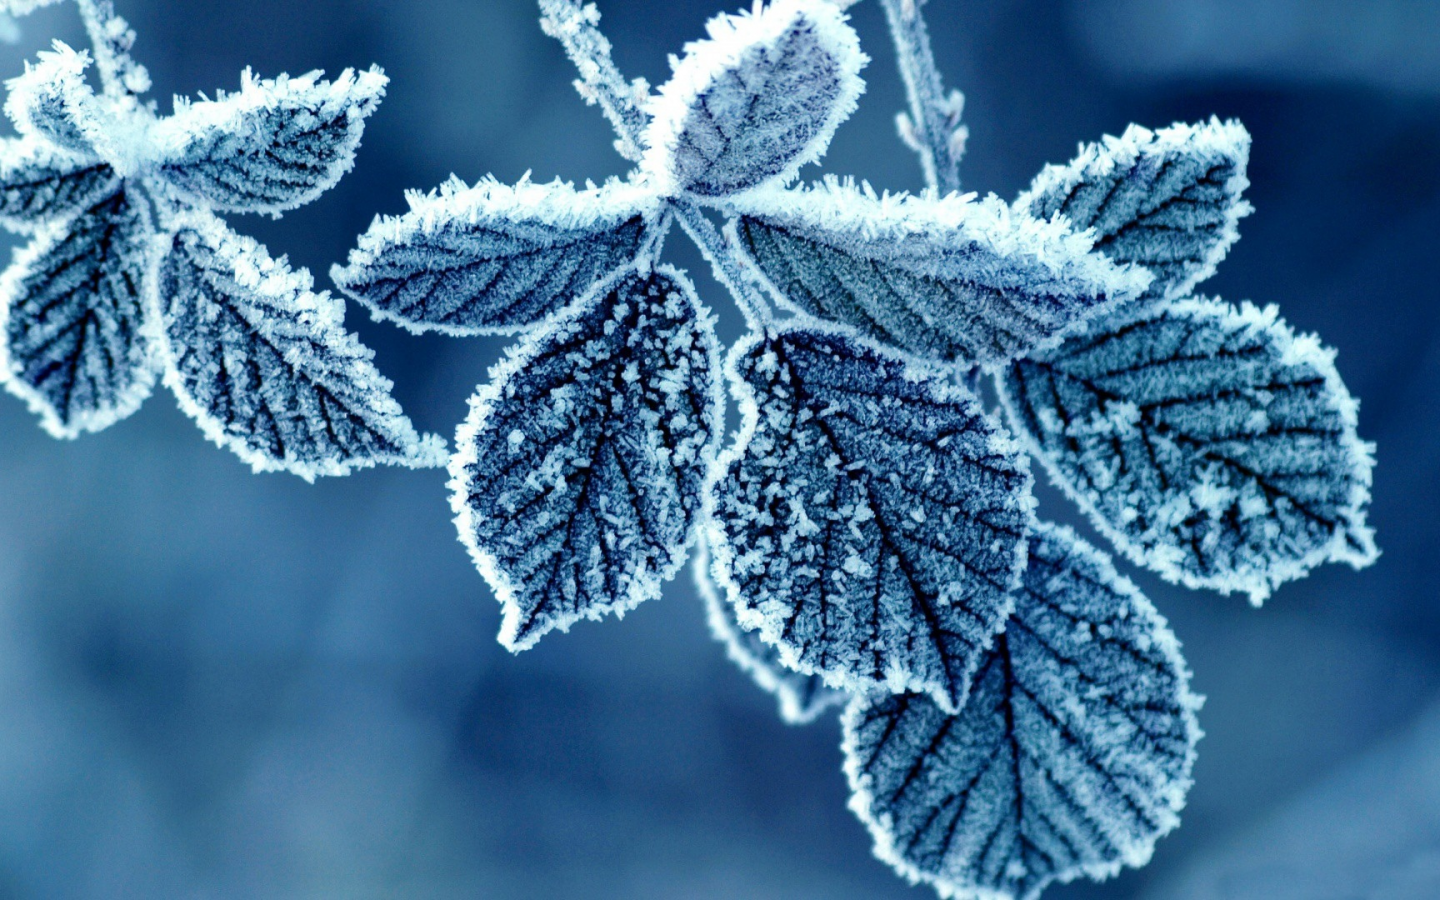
[729,181,1152,367]
[1018,119,1252,304]
[450,266,722,651]
[707,326,1034,712]
[156,210,445,480]
[0,138,116,229]
[0,184,158,437]
[696,540,847,725]
[332,177,658,336]
[642,0,866,199]
[843,523,1200,900]
[999,298,1377,603]
[151,67,387,216]
[4,41,101,155]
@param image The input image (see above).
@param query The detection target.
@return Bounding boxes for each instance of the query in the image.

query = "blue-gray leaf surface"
[1000,298,1377,602]
[450,266,722,651]
[152,67,386,216]
[1017,119,1251,304]
[696,541,847,725]
[729,182,1152,366]
[707,326,1034,713]
[332,177,657,336]
[843,523,1200,900]
[642,0,866,199]
[156,211,444,480]
[0,138,115,229]
[0,184,157,437]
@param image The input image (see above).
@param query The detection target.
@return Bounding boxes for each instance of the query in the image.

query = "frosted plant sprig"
[329,0,1375,897]
[0,0,443,478]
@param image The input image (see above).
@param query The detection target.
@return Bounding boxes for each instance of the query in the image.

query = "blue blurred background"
[0,1,1435,897]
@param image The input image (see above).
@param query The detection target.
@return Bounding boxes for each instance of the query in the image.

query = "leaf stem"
[673,199,774,329]
[879,0,965,194]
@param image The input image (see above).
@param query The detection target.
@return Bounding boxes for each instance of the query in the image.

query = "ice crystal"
[0,0,438,476]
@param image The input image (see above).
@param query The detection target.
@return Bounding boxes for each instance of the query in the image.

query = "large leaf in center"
[707,326,1034,713]
[450,266,722,651]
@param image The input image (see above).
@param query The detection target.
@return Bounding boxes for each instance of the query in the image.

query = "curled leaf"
[642,0,866,199]
[730,181,1151,366]
[450,266,722,651]
[843,523,1200,900]
[156,211,444,479]
[152,67,387,216]
[707,326,1034,713]
[1000,298,1377,603]
[0,185,157,437]
[332,177,657,336]
[1018,119,1252,304]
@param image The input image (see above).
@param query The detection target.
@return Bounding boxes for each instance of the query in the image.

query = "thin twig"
[879,0,965,194]
[73,0,148,98]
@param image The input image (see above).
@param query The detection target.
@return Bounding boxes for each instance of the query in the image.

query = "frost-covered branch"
[72,0,148,97]
[537,0,648,161]
[879,0,965,193]
[673,199,774,327]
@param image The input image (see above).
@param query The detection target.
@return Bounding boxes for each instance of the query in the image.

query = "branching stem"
[73,0,148,99]
[879,0,965,194]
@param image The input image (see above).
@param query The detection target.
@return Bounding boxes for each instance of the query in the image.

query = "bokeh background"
[0,0,1436,897]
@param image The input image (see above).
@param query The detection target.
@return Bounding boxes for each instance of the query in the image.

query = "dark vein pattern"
[1019,119,1251,304]
[332,179,652,336]
[154,67,385,216]
[0,185,158,437]
[158,212,443,480]
[843,523,1200,900]
[451,267,721,651]
[0,139,115,229]
[707,327,1033,713]
[643,0,863,198]
[696,542,847,725]
[731,185,1150,366]
[1000,298,1376,602]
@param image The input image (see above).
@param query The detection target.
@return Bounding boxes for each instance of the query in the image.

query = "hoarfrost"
[0,183,156,437]
[1018,118,1252,304]
[641,0,866,199]
[156,211,445,480]
[729,179,1152,366]
[1000,298,1376,602]
[332,176,658,336]
[843,523,1200,900]
[706,326,1034,713]
[0,137,115,228]
[152,67,387,216]
[449,266,722,651]
[696,540,848,725]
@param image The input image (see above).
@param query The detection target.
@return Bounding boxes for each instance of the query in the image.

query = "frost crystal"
[843,523,1200,900]
[333,177,658,336]
[1001,298,1377,602]
[152,66,387,216]
[641,0,866,199]
[707,326,1034,712]
[157,212,445,480]
[450,267,721,650]
[730,179,1152,366]
[0,1,434,476]
[696,541,848,725]
[1018,119,1252,305]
